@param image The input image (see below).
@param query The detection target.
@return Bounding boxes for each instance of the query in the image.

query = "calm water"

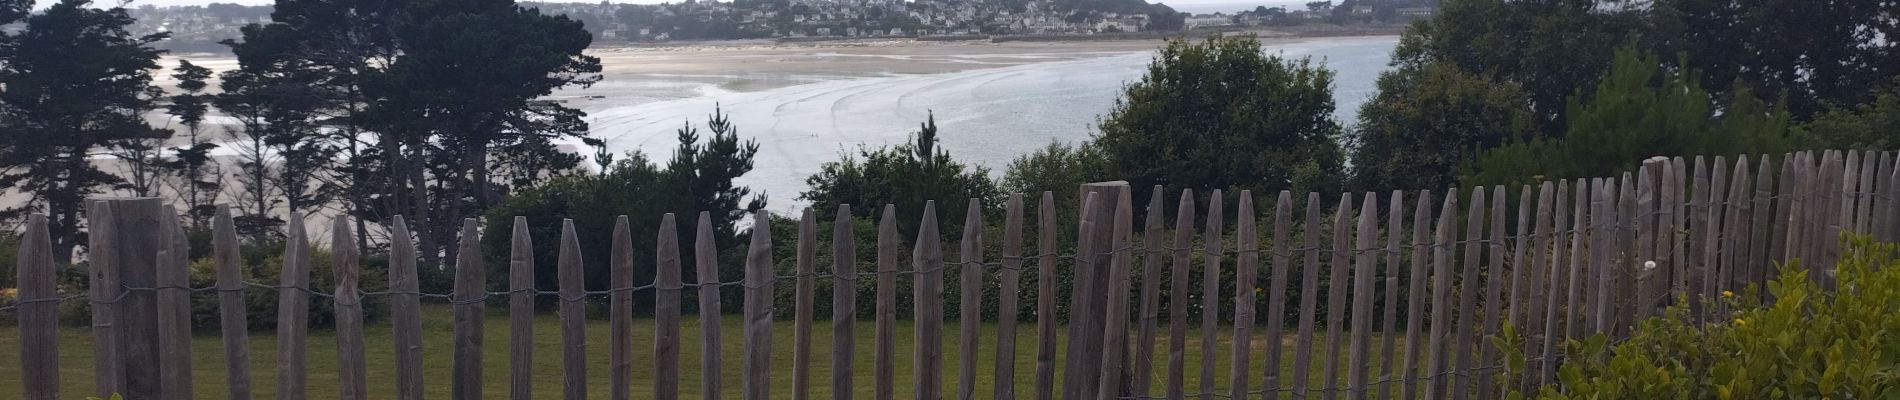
[589,36,1397,209]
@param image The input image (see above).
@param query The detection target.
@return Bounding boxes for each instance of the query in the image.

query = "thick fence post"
[89,198,165,399]
[18,214,57,400]
[1378,190,1406,400]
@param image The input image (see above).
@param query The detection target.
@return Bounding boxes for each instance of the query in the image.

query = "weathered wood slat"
[1263,191,1293,395]
[278,213,312,400]
[835,206,859,400]
[156,210,193,400]
[1166,190,1197,399]
[652,215,680,400]
[795,210,817,400]
[1529,183,1556,386]
[1670,157,1689,300]
[1102,190,1137,399]
[1877,151,1891,238]
[85,201,124,397]
[1227,192,1258,400]
[18,214,57,400]
[1378,191,1405,400]
[1857,151,1876,233]
[960,200,984,400]
[1199,190,1225,400]
[1722,158,1752,299]
[1785,153,1809,268]
[1509,185,1534,368]
[743,211,776,400]
[331,217,364,400]
[1133,188,1166,398]
[1615,174,1635,335]
[1324,195,1355,400]
[1423,191,1458,399]
[1071,183,1124,400]
[1656,163,1679,307]
[1591,178,1616,334]
[1564,182,1589,339]
[508,218,536,400]
[1844,151,1863,234]
[389,216,422,400]
[99,198,161,399]
[1291,192,1322,398]
[1700,157,1728,314]
[994,197,1022,400]
[1452,189,1486,400]
[1033,193,1059,400]
[1543,182,1574,381]
[1480,187,1507,398]
[877,205,900,400]
[1773,154,1797,265]
[915,202,945,400]
[451,219,485,400]
[696,212,723,400]
[559,220,589,400]
[1401,190,1432,400]
[1635,164,1658,319]
[1347,192,1379,400]
[1748,157,1776,292]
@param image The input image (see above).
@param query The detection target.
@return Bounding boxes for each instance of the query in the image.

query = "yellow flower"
[1721,290,1734,298]
[1733,318,1746,326]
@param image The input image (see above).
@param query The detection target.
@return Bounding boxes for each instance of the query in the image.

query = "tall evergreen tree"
[167,60,221,227]
[0,0,169,262]
[372,0,601,257]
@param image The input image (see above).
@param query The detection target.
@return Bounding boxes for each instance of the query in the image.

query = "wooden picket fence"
[8,149,1900,400]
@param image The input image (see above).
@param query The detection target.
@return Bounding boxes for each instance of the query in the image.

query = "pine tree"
[0,0,169,262]
[168,60,222,227]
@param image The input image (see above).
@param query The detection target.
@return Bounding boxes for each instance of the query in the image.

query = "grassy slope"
[0,304,1407,399]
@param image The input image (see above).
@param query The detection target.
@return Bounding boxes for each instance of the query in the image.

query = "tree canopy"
[1092,34,1345,202]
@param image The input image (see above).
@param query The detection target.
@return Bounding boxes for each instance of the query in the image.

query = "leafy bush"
[57,246,388,333]
[1524,237,1900,399]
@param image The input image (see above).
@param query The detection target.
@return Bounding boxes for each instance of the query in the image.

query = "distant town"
[130,0,1433,53]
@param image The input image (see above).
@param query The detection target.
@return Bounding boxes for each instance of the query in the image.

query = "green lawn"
[0,304,1413,399]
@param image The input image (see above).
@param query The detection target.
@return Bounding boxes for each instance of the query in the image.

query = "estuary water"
[587,35,1398,209]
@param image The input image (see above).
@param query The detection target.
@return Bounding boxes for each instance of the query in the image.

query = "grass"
[0,304,1413,399]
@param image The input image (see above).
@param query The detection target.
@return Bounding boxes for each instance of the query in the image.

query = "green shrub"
[57,247,389,333]
[1523,237,1900,399]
